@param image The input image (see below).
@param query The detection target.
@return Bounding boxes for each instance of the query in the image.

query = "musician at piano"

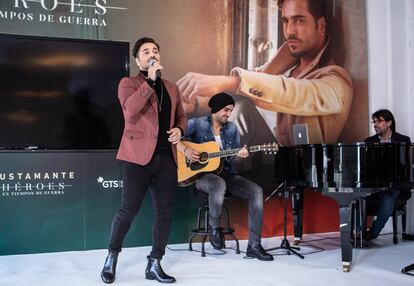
[176,92,274,261]
[364,109,414,242]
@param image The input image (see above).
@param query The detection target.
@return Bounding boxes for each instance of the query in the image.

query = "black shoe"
[362,230,374,248]
[145,256,176,283]
[246,244,274,261]
[364,229,379,241]
[402,233,414,241]
[209,227,224,250]
[101,252,118,284]
[362,239,373,248]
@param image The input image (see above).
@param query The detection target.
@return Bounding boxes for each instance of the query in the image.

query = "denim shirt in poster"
[183,115,241,174]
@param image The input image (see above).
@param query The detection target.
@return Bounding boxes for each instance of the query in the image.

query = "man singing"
[101,37,186,284]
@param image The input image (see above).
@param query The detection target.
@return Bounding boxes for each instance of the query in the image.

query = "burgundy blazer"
[116,73,187,166]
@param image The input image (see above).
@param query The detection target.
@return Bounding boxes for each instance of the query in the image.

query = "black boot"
[101,252,119,284]
[402,233,414,241]
[246,244,274,261]
[145,256,176,283]
[209,226,224,250]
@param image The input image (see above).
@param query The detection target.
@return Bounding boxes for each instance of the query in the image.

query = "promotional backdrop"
[0,0,370,255]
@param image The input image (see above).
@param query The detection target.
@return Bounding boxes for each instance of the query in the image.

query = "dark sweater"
[141,70,172,155]
[365,132,411,143]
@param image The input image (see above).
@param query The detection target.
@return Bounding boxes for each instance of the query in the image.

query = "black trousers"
[108,154,177,259]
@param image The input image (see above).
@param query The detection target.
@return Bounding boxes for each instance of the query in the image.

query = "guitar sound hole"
[199,152,209,163]
[190,152,209,171]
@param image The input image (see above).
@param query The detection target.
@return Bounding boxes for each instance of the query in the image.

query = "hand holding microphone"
[148,58,162,80]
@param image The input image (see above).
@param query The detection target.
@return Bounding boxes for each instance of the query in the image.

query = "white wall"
[366,0,414,233]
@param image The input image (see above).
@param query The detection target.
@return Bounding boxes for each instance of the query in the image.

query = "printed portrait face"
[281,0,326,59]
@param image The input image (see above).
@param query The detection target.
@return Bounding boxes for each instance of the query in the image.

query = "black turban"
[208,93,235,114]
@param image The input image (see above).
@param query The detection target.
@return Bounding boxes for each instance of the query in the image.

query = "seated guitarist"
[177,92,273,261]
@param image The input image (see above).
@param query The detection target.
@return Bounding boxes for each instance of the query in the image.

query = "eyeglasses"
[370,119,385,124]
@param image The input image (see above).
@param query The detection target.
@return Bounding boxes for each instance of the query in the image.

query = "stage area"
[1,233,413,286]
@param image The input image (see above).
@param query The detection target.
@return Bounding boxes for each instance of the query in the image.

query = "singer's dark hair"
[132,37,160,58]
[372,109,396,132]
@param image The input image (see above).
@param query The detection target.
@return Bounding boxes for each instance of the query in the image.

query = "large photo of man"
[177,0,353,148]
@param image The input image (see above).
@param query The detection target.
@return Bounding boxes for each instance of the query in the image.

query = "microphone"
[148,58,161,78]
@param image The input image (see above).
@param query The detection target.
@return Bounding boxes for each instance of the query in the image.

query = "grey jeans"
[195,172,264,246]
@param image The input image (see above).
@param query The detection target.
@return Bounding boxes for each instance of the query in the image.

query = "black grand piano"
[274,142,414,272]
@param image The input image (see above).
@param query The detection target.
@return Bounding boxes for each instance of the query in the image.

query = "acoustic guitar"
[177,141,278,186]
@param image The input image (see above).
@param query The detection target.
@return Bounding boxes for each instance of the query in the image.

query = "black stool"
[188,193,240,257]
[392,191,411,244]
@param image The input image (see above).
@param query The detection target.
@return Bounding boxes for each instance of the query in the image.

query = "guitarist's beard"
[217,116,229,125]
[220,117,229,125]
[212,112,230,127]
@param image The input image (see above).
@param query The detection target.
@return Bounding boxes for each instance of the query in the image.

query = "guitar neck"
[209,145,261,159]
